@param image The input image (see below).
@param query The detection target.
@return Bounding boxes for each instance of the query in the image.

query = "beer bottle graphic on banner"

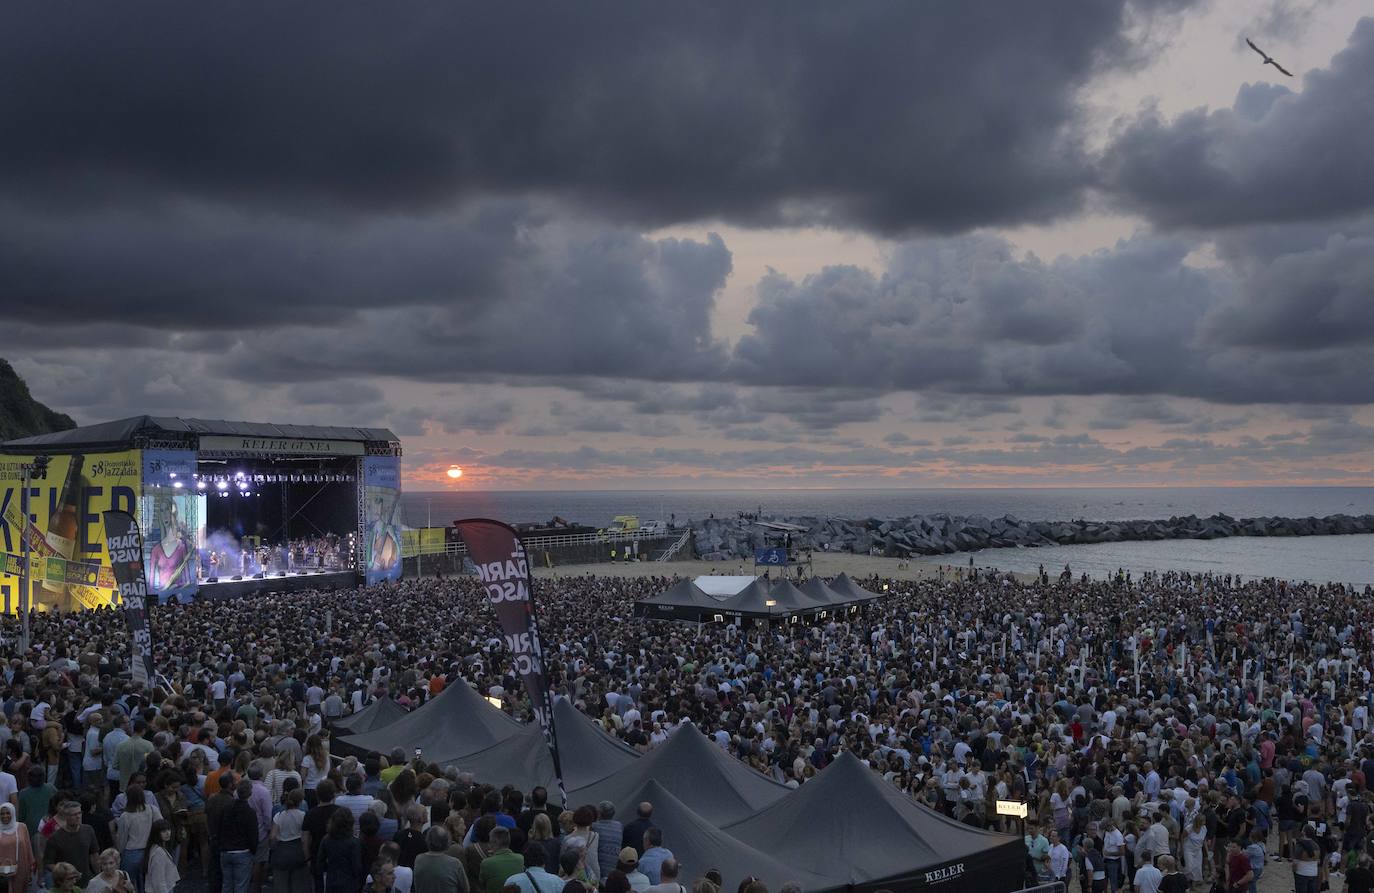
[40,455,84,611]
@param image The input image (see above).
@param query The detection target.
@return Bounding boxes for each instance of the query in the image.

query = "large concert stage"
[1,417,404,609]
[198,569,358,601]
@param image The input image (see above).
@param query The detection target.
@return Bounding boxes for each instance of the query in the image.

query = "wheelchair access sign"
[754,547,788,566]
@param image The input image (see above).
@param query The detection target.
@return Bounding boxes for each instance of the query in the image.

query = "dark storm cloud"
[0,201,537,329]
[1088,396,1192,429]
[728,224,1374,404]
[286,381,385,407]
[11,351,233,422]
[0,1,1186,234]
[437,401,518,434]
[1104,17,1374,228]
[883,433,934,447]
[213,223,731,382]
[1204,219,1374,350]
[452,414,1369,481]
[915,394,1022,423]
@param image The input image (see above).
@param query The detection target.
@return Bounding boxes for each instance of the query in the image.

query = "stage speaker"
[231,575,243,581]
[252,572,265,580]
[206,577,218,584]
[277,571,287,577]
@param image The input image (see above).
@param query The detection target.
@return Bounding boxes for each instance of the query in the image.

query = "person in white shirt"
[82,713,105,781]
[1145,811,1169,852]
[1049,831,1072,883]
[1103,821,1126,893]
[336,774,376,826]
[1134,854,1163,893]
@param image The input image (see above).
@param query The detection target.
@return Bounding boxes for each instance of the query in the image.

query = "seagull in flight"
[1246,38,1293,77]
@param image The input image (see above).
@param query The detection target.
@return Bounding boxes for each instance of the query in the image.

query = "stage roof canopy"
[3,415,399,452]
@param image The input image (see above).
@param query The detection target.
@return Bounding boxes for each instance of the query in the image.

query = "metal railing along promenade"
[402,527,681,559]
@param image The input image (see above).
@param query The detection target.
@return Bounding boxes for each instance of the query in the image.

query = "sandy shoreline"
[531,551,1037,583]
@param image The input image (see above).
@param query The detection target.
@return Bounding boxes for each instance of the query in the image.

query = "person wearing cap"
[614,848,650,893]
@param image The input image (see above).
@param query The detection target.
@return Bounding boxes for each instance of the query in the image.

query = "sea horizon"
[401,485,1374,528]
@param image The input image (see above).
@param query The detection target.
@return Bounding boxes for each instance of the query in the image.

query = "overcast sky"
[5,1,1373,489]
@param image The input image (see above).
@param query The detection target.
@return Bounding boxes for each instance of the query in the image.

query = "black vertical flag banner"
[102,511,155,691]
[455,518,565,804]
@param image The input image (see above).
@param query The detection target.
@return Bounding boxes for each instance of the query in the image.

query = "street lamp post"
[418,498,432,578]
[19,465,30,653]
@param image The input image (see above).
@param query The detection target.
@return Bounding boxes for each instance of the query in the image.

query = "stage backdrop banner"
[102,510,156,690]
[0,451,140,613]
[455,518,566,803]
[363,457,402,585]
[141,450,199,603]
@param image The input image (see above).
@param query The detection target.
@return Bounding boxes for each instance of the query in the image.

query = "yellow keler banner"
[401,527,446,557]
[0,451,141,613]
[0,553,115,588]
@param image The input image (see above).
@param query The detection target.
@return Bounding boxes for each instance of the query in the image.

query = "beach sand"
[531,550,1037,583]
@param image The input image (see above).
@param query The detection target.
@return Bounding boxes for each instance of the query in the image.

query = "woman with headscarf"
[0,802,35,893]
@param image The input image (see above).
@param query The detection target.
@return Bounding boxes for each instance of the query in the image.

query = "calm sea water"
[401,487,1374,585]
[403,487,1374,529]
[959,534,1374,587]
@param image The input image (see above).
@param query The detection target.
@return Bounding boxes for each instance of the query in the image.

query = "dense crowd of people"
[0,567,1372,893]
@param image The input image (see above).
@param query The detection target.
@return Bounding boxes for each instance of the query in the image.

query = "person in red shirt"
[1226,841,1254,893]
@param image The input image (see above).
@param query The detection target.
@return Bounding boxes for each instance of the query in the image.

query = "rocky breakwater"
[690,512,1374,561]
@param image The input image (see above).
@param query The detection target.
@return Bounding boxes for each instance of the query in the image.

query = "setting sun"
[446,465,463,480]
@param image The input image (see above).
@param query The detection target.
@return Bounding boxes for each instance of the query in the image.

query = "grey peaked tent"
[635,574,887,623]
[336,679,522,763]
[719,579,777,618]
[447,697,639,791]
[726,752,1024,893]
[633,579,729,621]
[827,572,885,602]
[765,579,830,615]
[336,687,1019,893]
[607,779,837,893]
[569,723,791,825]
[800,576,845,608]
[331,697,407,735]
